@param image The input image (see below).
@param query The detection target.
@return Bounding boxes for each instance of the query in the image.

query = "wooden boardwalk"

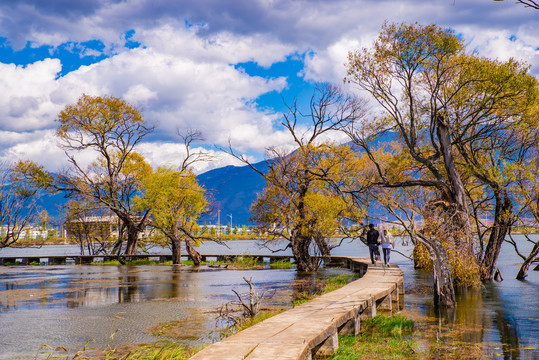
[0,254,298,265]
[189,257,404,360]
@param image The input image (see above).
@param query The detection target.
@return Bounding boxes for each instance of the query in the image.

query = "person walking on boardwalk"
[366,224,380,266]
[380,227,394,267]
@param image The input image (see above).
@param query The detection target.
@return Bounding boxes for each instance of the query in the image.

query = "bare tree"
[0,162,40,248]
[217,277,275,327]
[225,84,366,272]
[55,94,154,255]
[178,129,214,172]
[494,0,539,9]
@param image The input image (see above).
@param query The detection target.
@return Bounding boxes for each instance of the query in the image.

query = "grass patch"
[319,315,416,360]
[97,260,123,265]
[363,314,414,335]
[126,259,169,266]
[4,261,21,265]
[323,274,359,293]
[269,259,294,269]
[103,342,194,360]
[319,313,493,359]
[37,340,195,359]
[232,255,264,267]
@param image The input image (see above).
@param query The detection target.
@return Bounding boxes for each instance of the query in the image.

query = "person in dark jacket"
[366,224,380,265]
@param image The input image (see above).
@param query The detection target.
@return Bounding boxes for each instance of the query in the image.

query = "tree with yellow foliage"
[55,94,154,255]
[229,85,366,271]
[345,22,539,306]
[136,167,207,265]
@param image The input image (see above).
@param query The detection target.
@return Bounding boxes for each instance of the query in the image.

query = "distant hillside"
[194,136,397,226]
[25,162,266,227]
[197,161,268,226]
[33,190,69,223]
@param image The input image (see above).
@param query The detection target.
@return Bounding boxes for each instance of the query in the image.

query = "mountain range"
[35,161,268,226]
[36,135,396,226]
[197,161,268,226]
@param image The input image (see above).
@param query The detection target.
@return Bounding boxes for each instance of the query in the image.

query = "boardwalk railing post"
[311,325,339,358]
[338,310,361,336]
[398,278,405,295]
[360,297,376,320]
[391,284,399,309]
[377,292,392,311]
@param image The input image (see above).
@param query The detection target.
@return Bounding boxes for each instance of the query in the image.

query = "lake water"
[0,237,538,359]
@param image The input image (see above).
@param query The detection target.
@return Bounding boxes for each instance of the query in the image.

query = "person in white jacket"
[379,228,394,266]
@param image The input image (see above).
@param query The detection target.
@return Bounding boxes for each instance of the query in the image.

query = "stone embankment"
[189,256,404,360]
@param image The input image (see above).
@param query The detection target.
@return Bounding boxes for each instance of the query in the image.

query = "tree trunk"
[436,117,474,257]
[170,236,182,265]
[481,189,513,281]
[185,240,202,266]
[121,211,151,256]
[111,221,125,256]
[418,233,456,308]
[124,223,139,256]
[313,232,331,256]
[291,230,315,272]
[516,241,539,280]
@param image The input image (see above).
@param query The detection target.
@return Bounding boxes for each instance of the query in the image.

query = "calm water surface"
[0,238,538,359]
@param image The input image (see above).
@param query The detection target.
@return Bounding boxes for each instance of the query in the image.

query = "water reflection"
[488,285,520,360]
[0,266,214,311]
[421,283,539,359]
[118,267,140,303]
[1,265,353,359]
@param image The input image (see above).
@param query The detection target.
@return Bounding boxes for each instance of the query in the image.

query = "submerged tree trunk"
[123,211,151,256]
[481,189,513,281]
[417,233,456,308]
[516,241,539,280]
[436,117,474,258]
[170,236,182,265]
[313,232,331,257]
[185,239,202,266]
[124,222,139,256]
[291,229,315,272]
[419,200,459,308]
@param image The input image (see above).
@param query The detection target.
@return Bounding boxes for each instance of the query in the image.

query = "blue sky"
[0,0,537,173]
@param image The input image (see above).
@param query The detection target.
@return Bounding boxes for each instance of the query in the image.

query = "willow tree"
[345,22,539,306]
[250,143,360,271]
[136,167,207,265]
[443,54,539,281]
[229,85,365,271]
[55,94,154,255]
[507,118,539,279]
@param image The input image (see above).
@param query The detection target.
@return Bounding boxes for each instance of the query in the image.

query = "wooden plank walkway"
[0,254,299,265]
[189,257,404,360]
